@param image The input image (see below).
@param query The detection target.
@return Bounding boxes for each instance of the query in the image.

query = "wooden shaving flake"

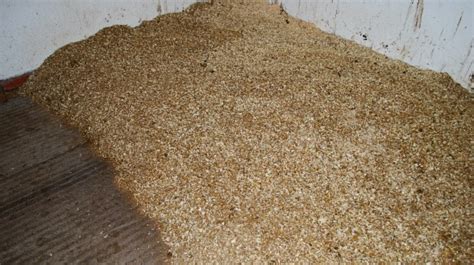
[22,1,473,263]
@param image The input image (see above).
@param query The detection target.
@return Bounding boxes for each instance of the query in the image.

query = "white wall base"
[275,0,473,90]
[0,0,203,80]
[1,0,472,91]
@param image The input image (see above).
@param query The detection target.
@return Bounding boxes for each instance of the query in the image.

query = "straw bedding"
[21,1,473,263]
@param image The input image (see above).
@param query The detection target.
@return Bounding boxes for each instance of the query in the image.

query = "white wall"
[1,0,473,90]
[0,0,202,80]
[275,0,473,90]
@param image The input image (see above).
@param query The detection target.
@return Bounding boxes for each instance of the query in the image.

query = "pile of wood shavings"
[21,1,473,263]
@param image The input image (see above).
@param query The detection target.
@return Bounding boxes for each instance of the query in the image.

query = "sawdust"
[21,1,473,263]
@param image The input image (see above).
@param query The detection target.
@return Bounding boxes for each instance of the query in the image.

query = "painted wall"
[0,0,202,80]
[1,0,473,90]
[275,0,473,90]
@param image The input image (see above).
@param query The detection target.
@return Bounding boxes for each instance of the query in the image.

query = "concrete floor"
[0,96,169,264]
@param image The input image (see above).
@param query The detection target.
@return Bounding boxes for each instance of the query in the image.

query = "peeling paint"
[414,0,424,30]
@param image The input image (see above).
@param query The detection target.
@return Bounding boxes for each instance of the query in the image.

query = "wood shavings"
[21,0,473,263]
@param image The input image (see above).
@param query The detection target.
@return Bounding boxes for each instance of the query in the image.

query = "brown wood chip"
[21,1,473,263]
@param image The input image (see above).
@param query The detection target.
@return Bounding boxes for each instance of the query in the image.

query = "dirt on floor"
[21,0,473,263]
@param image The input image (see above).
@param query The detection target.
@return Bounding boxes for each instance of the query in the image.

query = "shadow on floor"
[0,96,169,264]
